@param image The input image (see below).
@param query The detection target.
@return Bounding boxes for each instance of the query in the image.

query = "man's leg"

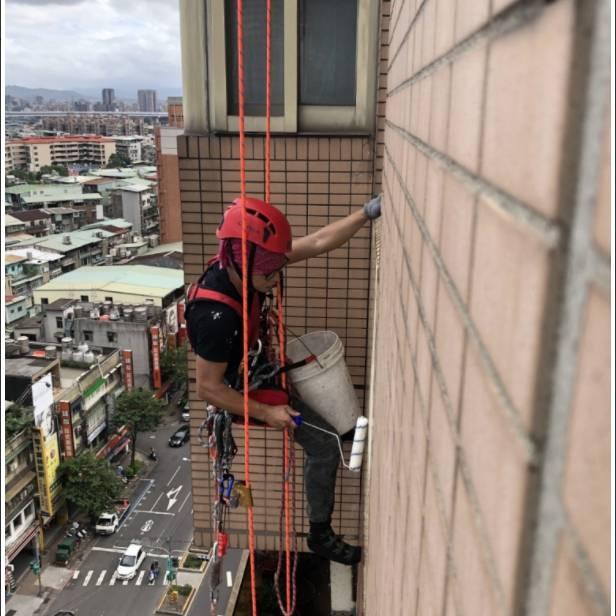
[291,396,361,565]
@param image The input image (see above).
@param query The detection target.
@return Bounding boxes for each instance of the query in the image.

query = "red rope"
[236,1,257,615]
[265,0,272,204]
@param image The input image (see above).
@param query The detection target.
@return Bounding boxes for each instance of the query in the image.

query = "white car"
[116,543,146,580]
[181,403,190,423]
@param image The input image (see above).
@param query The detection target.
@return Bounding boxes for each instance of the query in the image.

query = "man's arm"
[286,195,381,264]
[287,208,368,264]
[195,355,299,429]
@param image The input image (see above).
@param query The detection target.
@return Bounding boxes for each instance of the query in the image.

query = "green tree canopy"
[106,152,131,168]
[111,388,165,464]
[5,405,33,439]
[161,345,188,392]
[59,452,123,519]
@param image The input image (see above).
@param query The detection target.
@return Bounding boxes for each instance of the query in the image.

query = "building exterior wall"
[364,1,611,616]
[156,127,184,243]
[179,130,376,551]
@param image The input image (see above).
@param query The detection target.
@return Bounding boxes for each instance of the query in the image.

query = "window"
[13,512,23,530]
[202,0,378,133]
[105,296,113,302]
[24,502,34,518]
[56,317,63,329]
[83,330,94,342]
[107,331,118,343]
[41,298,49,305]
[80,295,89,302]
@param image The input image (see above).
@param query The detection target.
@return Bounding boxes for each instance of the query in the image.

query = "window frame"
[204,0,378,134]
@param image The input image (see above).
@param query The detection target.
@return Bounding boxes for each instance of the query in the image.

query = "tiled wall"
[179,133,376,550]
[364,0,611,615]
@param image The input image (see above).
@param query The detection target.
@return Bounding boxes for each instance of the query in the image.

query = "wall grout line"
[387,0,428,75]
[384,145,539,465]
[588,247,611,294]
[385,120,562,248]
[387,0,544,94]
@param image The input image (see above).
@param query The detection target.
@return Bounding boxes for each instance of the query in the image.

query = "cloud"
[5,0,182,93]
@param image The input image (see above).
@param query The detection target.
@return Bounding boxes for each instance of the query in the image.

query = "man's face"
[251,269,282,293]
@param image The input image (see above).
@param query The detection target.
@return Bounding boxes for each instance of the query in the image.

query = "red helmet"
[217,196,292,254]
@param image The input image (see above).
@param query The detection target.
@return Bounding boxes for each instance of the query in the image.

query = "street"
[42,419,196,616]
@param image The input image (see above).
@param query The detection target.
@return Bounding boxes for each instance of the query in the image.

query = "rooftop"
[117,184,152,193]
[10,210,52,222]
[34,265,184,299]
[4,355,56,379]
[82,218,133,230]
[5,254,27,265]
[11,229,111,252]
[6,247,64,263]
[9,135,114,144]
[5,183,84,196]
[88,168,137,179]
[21,192,102,205]
[45,298,78,311]
[4,214,25,227]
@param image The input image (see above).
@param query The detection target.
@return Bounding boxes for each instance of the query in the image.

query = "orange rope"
[265,0,272,204]
[236,1,257,615]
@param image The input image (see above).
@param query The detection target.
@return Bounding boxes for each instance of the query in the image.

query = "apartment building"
[112,136,144,164]
[10,210,53,237]
[178,1,611,615]
[5,136,116,173]
[155,124,183,243]
[112,184,159,237]
[5,408,39,569]
[41,114,145,136]
[137,89,158,112]
[5,295,34,325]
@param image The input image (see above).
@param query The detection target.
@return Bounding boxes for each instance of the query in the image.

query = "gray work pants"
[290,396,340,525]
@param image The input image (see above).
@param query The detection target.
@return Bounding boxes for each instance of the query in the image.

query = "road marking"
[167,466,181,486]
[162,571,169,586]
[92,546,169,558]
[83,570,93,586]
[150,492,164,511]
[133,509,174,516]
[109,572,117,586]
[72,570,80,580]
[178,490,191,513]
[122,578,129,585]
[141,519,154,533]
[226,571,233,587]
[96,570,106,586]
[166,485,183,510]
[136,570,146,585]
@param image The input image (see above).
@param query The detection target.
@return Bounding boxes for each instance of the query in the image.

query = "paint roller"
[293,415,369,472]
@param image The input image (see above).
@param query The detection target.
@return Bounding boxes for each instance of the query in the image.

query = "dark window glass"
[107,331,117,343]
[80,295,89,302]
[83,331,93,342]
[225,0,285,117]
[56,317,63,328]
[41,298,49,305]
[299,0,357,106]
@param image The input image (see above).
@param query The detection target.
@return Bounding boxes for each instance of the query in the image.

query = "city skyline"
[5,0,182,92]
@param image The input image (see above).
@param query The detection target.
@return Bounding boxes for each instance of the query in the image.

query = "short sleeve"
[186,302,241,363]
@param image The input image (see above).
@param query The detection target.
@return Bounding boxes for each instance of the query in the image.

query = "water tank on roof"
[90,308,100,319]
[72,350,84,362]
[109,308,120,320]
[134,306,147,322]
[144,299,155,317]
[84,351,95,364]
[17,336,29,354]
[78,343,89,354]
[45,346,57,360]
[103,300,112,313]
[124,308,134,321]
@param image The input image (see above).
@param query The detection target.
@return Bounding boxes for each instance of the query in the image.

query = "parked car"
[116,543,146,580]
[181,403,190,422]
[168,425,190,447]
[95,499,130,535]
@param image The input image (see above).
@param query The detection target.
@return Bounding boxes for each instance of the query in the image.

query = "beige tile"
[562,288,611,595]
[548,535,597,616]
[454,0,490,42]
[434,0,457,58]
[451,473,502,616]
[481,0,575,218]
[459,344,531,609]
[593,105,611,255]
[448,42,487,172]
[429,63,451,153]
[470,196,553,428]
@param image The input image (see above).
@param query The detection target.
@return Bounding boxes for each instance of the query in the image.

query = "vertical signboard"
[58,400,74,459]
[121,349,134,390]
[150,326,162,389]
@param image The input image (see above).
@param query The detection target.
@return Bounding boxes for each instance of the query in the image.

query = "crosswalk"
[70,568,170,587]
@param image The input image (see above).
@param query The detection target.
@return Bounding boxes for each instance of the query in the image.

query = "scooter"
[148,449,158,461]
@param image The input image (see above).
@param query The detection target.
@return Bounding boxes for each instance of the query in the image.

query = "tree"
[111,388,165,465]
[5,405,33,439]
[106,152,131,168]
[38,164,68,178]
[161,345,188,393]
[10,168,38,183]
[59,452,123,520]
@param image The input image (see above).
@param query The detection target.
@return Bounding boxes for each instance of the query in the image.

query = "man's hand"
[263,405,301,430]
[363,193,382,220]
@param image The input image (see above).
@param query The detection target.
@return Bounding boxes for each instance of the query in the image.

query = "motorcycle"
[148,449,158,461]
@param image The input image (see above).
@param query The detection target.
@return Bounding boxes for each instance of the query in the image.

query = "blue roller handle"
[292,415,303,426]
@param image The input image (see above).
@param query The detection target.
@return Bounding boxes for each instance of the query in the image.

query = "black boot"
[307,523,361,566]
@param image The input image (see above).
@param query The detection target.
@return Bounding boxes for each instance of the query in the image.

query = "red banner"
[150,326,162,389]
[58,400,74,459]
[121,349,134,390]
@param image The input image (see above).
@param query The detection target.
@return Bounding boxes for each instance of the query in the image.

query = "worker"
[186,194,381,565]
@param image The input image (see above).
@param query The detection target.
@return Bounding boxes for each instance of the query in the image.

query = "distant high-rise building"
[102,88,115,111]
[137,90,157,112]
[166,97,184,128]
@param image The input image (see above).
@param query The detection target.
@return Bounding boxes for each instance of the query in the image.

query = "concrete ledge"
[155,586,196,616]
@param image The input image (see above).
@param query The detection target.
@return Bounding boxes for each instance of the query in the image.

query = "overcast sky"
[5,0,182,96]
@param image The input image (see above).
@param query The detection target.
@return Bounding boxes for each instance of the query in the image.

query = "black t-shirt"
[186,266,260,385]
